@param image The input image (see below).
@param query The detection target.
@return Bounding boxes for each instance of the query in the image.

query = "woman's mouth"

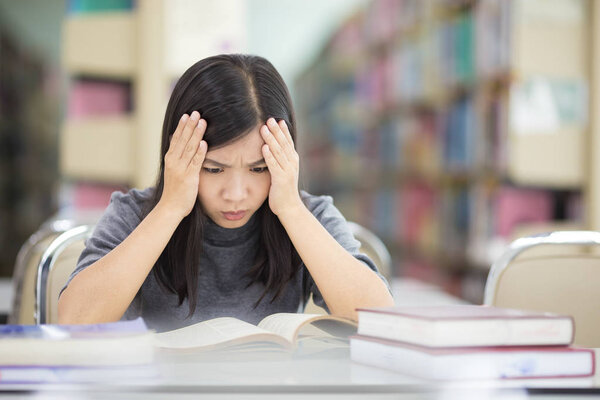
[222,210,246,221]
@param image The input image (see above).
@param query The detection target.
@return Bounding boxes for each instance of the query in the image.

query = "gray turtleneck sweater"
[61,187,389,332]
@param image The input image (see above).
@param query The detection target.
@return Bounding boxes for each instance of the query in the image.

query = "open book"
[154,313,357,354]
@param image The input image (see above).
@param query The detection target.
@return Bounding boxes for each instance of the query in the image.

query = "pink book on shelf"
[68,80,129,118]
[73,183,127,210]
[494,187,553,238]
[400,183,436,245]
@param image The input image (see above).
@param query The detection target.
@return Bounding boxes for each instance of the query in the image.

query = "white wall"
[246,0,368,85]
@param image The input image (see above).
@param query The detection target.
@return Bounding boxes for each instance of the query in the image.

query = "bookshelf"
[295,0,590,303]
[59,0,246,209]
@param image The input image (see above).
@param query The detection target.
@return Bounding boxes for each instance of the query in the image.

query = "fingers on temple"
[189,140,207,169]
[182,117,207,166]
[261,124,287,164]
[262,143,283,173]
[169,113,189,146]
[279,119,294,148]
[278,120,297,161]
[266,118,288,149]
[174,111,201,158]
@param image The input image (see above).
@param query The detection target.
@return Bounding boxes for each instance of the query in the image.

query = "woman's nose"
[222,174,248,202]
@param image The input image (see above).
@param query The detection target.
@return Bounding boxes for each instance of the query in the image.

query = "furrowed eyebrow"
[204,158,266,168]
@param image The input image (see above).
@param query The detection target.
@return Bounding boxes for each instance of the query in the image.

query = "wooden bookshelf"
[295,0,590,303]
[59,0,246,191]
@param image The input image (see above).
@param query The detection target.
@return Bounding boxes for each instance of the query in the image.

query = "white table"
[1,278,598,398]
[0,351,598,399]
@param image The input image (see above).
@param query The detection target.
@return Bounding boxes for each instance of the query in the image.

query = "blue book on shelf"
[68,0,134,13]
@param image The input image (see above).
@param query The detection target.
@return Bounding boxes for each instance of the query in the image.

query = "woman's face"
[198,125,271,228]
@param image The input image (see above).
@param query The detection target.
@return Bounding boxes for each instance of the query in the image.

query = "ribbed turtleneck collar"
[202,211,260,247]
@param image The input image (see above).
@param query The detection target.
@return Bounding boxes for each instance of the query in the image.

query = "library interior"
[1,0,600,397]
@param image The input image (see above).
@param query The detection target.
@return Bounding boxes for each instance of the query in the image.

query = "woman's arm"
[278,204,394,321]
[57,203,183,324]
[261,118,394,321]
[58,111,208,324]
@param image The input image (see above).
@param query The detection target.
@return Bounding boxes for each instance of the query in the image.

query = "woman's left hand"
[261,118,303,218]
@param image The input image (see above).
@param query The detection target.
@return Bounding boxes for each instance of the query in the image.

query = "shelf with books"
[59,0,247,213]
[59,2,138,212]
[295,0,589,301]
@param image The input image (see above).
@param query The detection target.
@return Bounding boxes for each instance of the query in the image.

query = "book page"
[257,313,356,344]
[154,317,290,351]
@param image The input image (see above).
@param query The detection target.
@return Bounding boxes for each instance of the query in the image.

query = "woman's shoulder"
[110,186,155,205]
[300,190,340,219]
[106,186,156,222]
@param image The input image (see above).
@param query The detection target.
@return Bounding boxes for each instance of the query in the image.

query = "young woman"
[57,54,394,331]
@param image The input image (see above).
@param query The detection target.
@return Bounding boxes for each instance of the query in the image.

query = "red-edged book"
[356,305,574,348]
[350,335,595,380]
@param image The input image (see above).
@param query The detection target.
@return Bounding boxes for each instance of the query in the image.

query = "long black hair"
[146,54,303,316]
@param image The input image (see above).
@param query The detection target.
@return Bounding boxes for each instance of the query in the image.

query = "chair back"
[9,219,81,324]
[484,231,600,348]
[347,221,392,281]
[35,225,94,324]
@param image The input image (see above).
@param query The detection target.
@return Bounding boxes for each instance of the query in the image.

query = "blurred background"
[0,0,597,307]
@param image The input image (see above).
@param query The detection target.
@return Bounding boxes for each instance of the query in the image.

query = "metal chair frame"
[9,219,82,324]
[34,224,94,324]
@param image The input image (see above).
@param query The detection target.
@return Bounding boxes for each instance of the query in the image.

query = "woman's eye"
[251,167,268,173]
[203,167,223,174]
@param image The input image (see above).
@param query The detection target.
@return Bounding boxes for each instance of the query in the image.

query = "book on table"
[0,317,157,383]
[350,335,595,381]
[355,305,574,347]
[154,313,357,355]
[0,364,159,384]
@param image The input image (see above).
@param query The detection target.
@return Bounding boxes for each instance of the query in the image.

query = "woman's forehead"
[205,127,264,162]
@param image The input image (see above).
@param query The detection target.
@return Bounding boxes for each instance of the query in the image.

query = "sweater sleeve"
[300,191,392,313]
[59,188,151,297]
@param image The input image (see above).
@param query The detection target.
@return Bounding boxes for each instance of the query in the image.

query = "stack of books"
[0,317,157,383]
[350,305,595,380]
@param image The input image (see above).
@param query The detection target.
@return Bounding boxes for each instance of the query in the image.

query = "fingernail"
[191,111,200,121]
[181,114,189,122]
[268,118,276,126]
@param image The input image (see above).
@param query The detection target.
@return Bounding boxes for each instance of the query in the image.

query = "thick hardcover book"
[0,318,154,366]
[0,365,158,384]
[356,305,574,347]
[350,335,595,381]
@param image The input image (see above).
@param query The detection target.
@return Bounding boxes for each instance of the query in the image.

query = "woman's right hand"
[159,111,208,220]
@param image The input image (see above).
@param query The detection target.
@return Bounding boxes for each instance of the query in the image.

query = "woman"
[57,54,394,331]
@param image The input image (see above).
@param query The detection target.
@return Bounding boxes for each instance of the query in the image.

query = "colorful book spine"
[67,0,134,13]
[67,79,130,118]
[494,187,553,238]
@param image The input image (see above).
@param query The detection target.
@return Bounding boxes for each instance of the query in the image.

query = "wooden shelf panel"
[62,12,136,78]
[60,116,134,183]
